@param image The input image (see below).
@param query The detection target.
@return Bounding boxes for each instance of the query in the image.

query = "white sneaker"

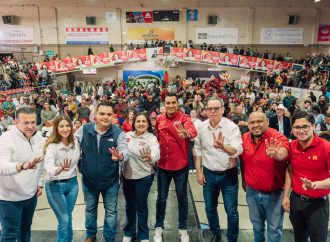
[189,170,193,174]
[192,169,196,174]
[179,229,189,242]
[122,236,131,242]
[141,240,149,242]
[154,227,163,242]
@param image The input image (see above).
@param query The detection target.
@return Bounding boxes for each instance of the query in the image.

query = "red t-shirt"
[289,135,330,198]
[122,121,132,133]
[156,111,197,171]
[241,128,289,191]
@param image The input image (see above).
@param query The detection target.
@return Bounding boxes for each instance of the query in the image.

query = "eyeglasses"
[292,125,311,132]
[206,107,222,112]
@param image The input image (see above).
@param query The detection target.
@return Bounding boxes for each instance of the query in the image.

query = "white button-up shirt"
[193,118,243,172]
[44,138,80,181]
[123,131,160,180]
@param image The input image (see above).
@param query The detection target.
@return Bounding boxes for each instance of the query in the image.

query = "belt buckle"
[300,194,311,202]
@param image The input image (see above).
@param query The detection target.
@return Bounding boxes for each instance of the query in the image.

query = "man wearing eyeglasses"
[282,110,330,242]
[193,97,243,242]
[240,111,289,242]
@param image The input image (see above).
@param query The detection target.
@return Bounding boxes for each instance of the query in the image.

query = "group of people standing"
[0,91,329,242]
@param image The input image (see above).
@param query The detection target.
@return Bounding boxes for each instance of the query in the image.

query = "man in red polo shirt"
[241,111,289,242]
[154,92,197,242]
[282,110,330,242]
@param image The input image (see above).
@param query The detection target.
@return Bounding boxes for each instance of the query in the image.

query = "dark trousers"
[188,141,195,170]
[289,192,329,242]
[0,195,37,242]
[123,175,154,241]
[155,166,189,229]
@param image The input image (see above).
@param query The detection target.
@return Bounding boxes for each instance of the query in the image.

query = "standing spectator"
[122,110,135,133]
[283,111,330,242]
[0,107,44,242]
[188,110,202,173]
[85,82,95,97]
[241,111,289,242]
[88,46,94,56]
[44,115,80,242]
[77,99,91,121]
[75,102,129,242]
[122,113,160,242]
[282,89,295,111]
[109,44,115,53]
[153,93,197,242]
[269,104,292,139]
[230,105,249,135]
[66,95,78,117]
[193,97,243,242]
[114,97,128,116]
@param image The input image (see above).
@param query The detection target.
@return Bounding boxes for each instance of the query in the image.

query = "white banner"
[260,28,303,44]
[0,27,34,45]
[105,12,117,23]
[196,28,238,44]
[66,27,108,45]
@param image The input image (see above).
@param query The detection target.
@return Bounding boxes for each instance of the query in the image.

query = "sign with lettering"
[0,27,34,45]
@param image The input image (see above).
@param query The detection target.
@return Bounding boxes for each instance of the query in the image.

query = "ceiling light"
[315,0,321,2]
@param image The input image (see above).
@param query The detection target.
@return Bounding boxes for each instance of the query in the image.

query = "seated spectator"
[316,113,330,141]
[269,104,291,138]
[0,110,14,131]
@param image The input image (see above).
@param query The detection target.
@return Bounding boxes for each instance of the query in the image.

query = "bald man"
[240,112,289,242]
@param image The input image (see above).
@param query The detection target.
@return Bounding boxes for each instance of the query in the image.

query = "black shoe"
[211,235,221,242]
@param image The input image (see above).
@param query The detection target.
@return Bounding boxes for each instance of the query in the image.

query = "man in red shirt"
[282,110,330,242]
[154,92,197,242]
[241,111,289,242]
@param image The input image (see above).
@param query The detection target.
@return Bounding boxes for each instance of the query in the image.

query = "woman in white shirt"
[44,115,80,242]
[122,112,160,242]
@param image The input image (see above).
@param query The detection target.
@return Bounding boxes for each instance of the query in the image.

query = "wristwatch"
[20,162,26,171]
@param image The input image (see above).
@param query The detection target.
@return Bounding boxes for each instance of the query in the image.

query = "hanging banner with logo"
[196,28,238,44]
[186,9,198,21]
[184,48,202,62]
[219,53,239,66]
[317,24,330,42]
[66,27,109,44]
[92,53,111,65]
[126,11,153,23]
[123,70,164,88]
[127,49,147,62]
[170,48,185,60]
[201,51,220,64]
[127,27,175,41]
[260,28,303,44]
[238,56,257,69]
[0,27,34,45]
[111,51,128,64]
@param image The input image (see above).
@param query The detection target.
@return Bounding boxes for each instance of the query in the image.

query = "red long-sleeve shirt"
[156,111,197,171]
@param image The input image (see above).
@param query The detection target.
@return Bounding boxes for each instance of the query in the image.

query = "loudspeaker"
[86,16,96,25]
[208,16,218,24]
[288,15,299,25]
[2,15,16,24]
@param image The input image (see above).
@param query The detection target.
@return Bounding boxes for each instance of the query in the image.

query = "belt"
[249,186,283,194]
[203,166,237,176]
[292,191,328,203]
[50,177,74,183]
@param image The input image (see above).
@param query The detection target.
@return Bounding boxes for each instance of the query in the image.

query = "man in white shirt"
[193,97,243,242]
[0,107,44,242]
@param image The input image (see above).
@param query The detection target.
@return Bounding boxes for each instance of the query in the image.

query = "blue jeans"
[246,186,284,242]
[0,195,37,242]
[45,177,79,242]
[188,141,195,170]
[123,175,154,240]
[203,167,239,242]
[82,180,119,242]
[155,167,189,229]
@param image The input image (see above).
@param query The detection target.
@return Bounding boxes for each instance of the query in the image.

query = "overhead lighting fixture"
[315,0,321,2]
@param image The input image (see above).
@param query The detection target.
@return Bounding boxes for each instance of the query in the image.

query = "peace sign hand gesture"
[213,132,224,149]
[55,158,72,175]
[23,157,44,170]
[140,147,152,162]
[265,137,282,158]
[173,122,190,139]
[109,147,124,161]
[300,177,317,190]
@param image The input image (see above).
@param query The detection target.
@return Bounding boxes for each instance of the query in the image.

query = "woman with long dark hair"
[44,115,80,242]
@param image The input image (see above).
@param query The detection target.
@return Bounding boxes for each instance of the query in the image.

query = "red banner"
[170,48,185,60]
[201,51,220,64]
[91,53,111,65]
[238,56,256,69]
[318,24,330,42]
[127,49,147,62]
[220,53,239,66]
[111,51,128,64]
[184,48,202,62]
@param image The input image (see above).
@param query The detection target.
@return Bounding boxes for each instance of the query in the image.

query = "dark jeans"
[123,175,154,240]
[188,141,195,170]
[155,166,189,229]
[289,192,329,242]
[203,167,239,242]
[0,195,37,242]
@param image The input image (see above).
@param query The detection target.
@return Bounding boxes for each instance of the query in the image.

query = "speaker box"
[2,16,16,24]
[288,15,299,25]
[86,16,96,25]
[208,16,218,25]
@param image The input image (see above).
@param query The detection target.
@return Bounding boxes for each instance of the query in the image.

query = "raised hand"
[55,158,72,175]
[213,132,224,149]
[140,147,152,162]
[265,137,282,158]
[23,157,43,170]
[109,147,123,161]
[300,177,317,190]
[173,122,189,139]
